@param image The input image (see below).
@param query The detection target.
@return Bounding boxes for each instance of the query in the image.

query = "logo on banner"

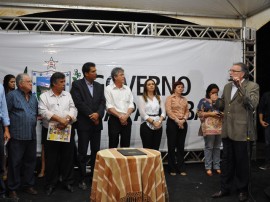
[32,57,71,99]
[45,57,58,71]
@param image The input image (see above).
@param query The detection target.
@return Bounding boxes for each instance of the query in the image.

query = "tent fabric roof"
[1,0,270,19]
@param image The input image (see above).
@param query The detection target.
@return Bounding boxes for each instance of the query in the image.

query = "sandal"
[216,169,221,174]
[38,172,45,178]
[180,172,187,176]
[206,169,213,176]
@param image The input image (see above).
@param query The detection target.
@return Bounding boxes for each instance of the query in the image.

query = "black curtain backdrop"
[256,21,270,142]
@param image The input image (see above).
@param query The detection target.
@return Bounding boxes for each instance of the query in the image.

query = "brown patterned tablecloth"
[90,148,169,202]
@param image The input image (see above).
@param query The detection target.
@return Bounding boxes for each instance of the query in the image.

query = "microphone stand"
[235,82,256,202]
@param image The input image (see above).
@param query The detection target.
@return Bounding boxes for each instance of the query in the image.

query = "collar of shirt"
[112,83,127,90]
[18,88,33,96]
[48,89,67,97]
[84,78,93,87]
[232,78,245,87]
[171,93,183,99]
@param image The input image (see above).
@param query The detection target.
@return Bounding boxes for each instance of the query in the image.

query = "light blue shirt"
[85,78,93,96]
[0,84,10,126]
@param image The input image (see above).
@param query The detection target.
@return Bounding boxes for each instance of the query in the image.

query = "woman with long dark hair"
[197,84,222,176]
[3,74,15,94]
[138,79,165,150]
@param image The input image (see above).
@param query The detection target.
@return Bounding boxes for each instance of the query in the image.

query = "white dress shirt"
[231,79,245,99]
[138,96,166,123]
[38,89,78,128]
[104,83,134,114]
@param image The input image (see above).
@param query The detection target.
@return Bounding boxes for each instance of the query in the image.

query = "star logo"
[45,57,58,70]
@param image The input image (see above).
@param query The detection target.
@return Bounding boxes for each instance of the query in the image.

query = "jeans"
[204,135,221,170]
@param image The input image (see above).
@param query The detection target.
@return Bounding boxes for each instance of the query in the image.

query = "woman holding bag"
[138,79,165,150]
[197,83,223,176]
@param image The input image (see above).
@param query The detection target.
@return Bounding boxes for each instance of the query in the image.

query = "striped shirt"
[6,88,38,140]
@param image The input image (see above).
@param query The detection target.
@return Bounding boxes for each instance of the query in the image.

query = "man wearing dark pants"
[0,84,10,198]
[212,62,259,202]
[39,72,78,195]
[105,67,134,148]
[6,73,38,199]
[71,62,105,190]
[258,91,270,170]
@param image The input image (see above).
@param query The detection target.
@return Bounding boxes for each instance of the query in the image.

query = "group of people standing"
[0,62,262,202]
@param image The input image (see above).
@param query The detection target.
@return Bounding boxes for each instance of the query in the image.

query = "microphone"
[228,77,240,87]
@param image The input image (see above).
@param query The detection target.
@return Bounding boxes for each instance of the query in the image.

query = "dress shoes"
[212,191,229,198]
[78,181,87,190]
[65,184,74,193]
[46,186,55,196]
[0,193,5,199]
[8,190,19,199]
[24,187,38,195]
[238,192,248,202]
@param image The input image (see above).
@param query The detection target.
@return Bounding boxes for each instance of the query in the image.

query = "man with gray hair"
[6,73,38,199]
[105,67,134,148]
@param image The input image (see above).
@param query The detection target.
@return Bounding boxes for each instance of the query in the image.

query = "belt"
[147,114,159,116]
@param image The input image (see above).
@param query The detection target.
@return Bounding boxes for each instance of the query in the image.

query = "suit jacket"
[219,79,259,141]
[70,78,105,131]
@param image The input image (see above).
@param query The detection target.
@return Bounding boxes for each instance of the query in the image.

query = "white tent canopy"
[0,0,270,28]
[0,0,269,18]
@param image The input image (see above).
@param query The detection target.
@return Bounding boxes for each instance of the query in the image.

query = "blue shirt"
[6,88,38,140]
[0,84,10,126]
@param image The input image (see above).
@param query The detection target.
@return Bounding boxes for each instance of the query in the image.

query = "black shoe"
[238,192,248,202]
[212,191,229,198]
[259,164,270,170]
[78,181,87,190]
[0,193,5,199]
[46,186,55,196]
[65,184,74,193]
[24,187,38,195]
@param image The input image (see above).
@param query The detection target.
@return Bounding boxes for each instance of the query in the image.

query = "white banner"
[0,32,242,152]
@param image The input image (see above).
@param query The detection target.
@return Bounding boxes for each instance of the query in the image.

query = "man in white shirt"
[105,67,134,148]
[39,72,77,196]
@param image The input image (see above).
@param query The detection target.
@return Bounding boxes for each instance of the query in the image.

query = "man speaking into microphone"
[212,62,259,202]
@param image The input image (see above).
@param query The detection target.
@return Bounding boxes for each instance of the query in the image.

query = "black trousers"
[220,138,251,193]
[7,138,36,191]
[44,127,75,188]
[140,122,162,150]
[166,118,188,173]
[77,128,101,181]
[108,115,132,148]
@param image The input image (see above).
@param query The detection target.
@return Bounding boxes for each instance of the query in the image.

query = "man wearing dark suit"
[70,62,105,190]
[212,62,259,202]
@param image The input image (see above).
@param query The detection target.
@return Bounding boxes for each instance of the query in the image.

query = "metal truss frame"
[0,16,256,162]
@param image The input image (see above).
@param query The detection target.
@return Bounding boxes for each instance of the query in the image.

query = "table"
[90,148,169,202]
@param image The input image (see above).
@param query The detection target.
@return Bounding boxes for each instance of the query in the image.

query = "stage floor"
[1,159,270,202]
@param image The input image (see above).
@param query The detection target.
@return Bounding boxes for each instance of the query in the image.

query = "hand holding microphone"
[228,76,241,87]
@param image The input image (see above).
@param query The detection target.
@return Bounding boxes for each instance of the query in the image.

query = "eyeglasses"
[228,69,242,73]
